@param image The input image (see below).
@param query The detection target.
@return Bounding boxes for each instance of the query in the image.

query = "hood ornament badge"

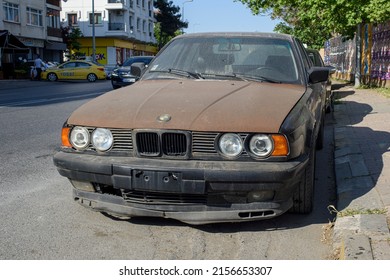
[157,114,171,123]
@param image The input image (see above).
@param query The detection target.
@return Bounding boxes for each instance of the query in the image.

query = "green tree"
[61,26,84,59]
[236,0,390,48]
[154,0,188,49]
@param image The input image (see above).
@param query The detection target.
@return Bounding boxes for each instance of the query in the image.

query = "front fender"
[280,85,322,159]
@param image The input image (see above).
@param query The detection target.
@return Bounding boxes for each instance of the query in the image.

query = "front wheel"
[47,72,58,82]
[87,73,97,82]
[290,146,316,214]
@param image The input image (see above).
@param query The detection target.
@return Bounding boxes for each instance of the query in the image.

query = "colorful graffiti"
[371,22,390,80]
[324,36,356,81]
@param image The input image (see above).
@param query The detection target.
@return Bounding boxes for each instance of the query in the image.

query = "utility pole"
[92,0,96,62]
[182,0,193,32]
[355,23,361,87]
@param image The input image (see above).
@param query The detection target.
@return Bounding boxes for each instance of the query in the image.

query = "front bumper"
[54,151,308,224]
[111,75,137,87]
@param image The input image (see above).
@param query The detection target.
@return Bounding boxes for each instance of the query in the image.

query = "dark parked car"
[110,56,154,89]
[54,32,329,224]
[306,48,334,113]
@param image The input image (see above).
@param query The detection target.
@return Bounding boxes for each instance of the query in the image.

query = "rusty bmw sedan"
[53,32,329,224]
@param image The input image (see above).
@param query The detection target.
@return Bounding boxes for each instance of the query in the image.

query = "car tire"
[47,72,58,82]
[87,73,97,82]
[112,82,120,89]
[290,145,316,214]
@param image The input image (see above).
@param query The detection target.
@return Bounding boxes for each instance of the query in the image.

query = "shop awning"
[0,30,29,53]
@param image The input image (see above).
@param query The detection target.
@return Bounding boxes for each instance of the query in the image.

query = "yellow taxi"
[41,60,106,82]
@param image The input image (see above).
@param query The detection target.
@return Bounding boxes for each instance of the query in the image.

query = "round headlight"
[249,134,274,157]
[92,128,113,152]
[70,126,90,150]
[218,133,243,158]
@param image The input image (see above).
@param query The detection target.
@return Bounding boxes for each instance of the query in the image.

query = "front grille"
[82,128,250,159]
[162,132,187,156]
[136,131,188,157]
[136,132,160,156]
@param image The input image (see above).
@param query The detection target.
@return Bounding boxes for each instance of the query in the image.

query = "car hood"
[68,80,306,133]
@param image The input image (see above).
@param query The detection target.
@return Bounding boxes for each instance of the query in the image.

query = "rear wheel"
[290,145,316,214]
[87,73,97,82]
[47,72,58,82]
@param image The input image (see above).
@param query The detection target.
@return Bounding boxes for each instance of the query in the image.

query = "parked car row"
[53,32,332,225]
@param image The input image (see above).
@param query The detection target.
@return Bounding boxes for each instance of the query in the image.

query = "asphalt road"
[0,80,336,259]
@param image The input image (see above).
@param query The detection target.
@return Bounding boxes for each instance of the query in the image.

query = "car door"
[75,62,91,79]
[59,62,77,79]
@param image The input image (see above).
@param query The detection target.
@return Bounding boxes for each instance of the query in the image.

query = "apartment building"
[61,0,157,66]
[1,0,65,62]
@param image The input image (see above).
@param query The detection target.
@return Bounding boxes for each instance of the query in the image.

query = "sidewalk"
[332,83,390,259]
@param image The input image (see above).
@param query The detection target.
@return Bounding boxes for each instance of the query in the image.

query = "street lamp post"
[92,0,96,62]
[182,0,193,23]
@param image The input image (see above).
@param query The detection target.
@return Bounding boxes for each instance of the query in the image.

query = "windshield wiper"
[150,69,204,79]
[200,73,282,83]
[232,73,282,83]
[168,68,204,79]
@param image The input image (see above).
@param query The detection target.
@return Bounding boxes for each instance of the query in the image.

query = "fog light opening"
[247,190,274,202]
[70,180,95,192]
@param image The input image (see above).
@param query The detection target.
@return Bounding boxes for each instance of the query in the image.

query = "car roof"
[174,32,295,41]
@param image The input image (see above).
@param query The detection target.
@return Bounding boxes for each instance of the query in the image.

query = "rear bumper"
[54,151,308,224]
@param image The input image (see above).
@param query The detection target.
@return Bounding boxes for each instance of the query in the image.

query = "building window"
[27,7,43,26]
[142,0,145,9]
[129,14,134,32]
[136,0,140,6]
[142,20,146,33]
[67,13,78,26]
[3,1,19,22]
[136,18,140,31]
[129,0,133,9]
[89,12,102,24]
[47,8,60,29]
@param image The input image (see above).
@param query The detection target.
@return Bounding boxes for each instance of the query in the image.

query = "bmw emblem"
[157,114,171,122]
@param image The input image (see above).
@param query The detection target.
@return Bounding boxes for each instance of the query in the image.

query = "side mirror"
[308,67,329,84]
[326,65,336,75]
[130,62,146,77]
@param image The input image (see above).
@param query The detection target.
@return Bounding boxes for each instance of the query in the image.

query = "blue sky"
[170,0,281,33]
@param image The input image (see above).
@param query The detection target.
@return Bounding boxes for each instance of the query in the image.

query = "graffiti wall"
[370,21,390,82]
[324,36,356,81]
[325,20,390,86]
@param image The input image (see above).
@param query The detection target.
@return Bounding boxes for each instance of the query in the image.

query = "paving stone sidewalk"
[332,83,390,260]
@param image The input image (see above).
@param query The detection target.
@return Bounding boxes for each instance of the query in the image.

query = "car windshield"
[143,36,300,84]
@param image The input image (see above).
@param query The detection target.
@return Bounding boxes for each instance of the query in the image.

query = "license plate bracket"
[132,170,182,192]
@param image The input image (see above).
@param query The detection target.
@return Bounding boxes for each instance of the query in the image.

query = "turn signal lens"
[271,134,289,156]
[61,127,72,148]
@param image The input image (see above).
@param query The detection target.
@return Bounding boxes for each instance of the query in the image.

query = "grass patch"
[356,85,390,98]
[328,205,387,217]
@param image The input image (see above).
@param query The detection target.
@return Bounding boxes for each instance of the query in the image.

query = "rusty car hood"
[68,80,306,133]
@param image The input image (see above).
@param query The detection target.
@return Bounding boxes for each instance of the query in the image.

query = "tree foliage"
[154,0,188,49]
[61,26,84,59]
[236,0,390,48]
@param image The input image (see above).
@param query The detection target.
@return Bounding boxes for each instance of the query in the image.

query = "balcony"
[105,0,126,10]
[108,22,125,31]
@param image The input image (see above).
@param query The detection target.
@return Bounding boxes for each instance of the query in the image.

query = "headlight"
[249,134,274,157]
[70,126,90,150]
[218,133,243,158]
[92,128,113,151]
